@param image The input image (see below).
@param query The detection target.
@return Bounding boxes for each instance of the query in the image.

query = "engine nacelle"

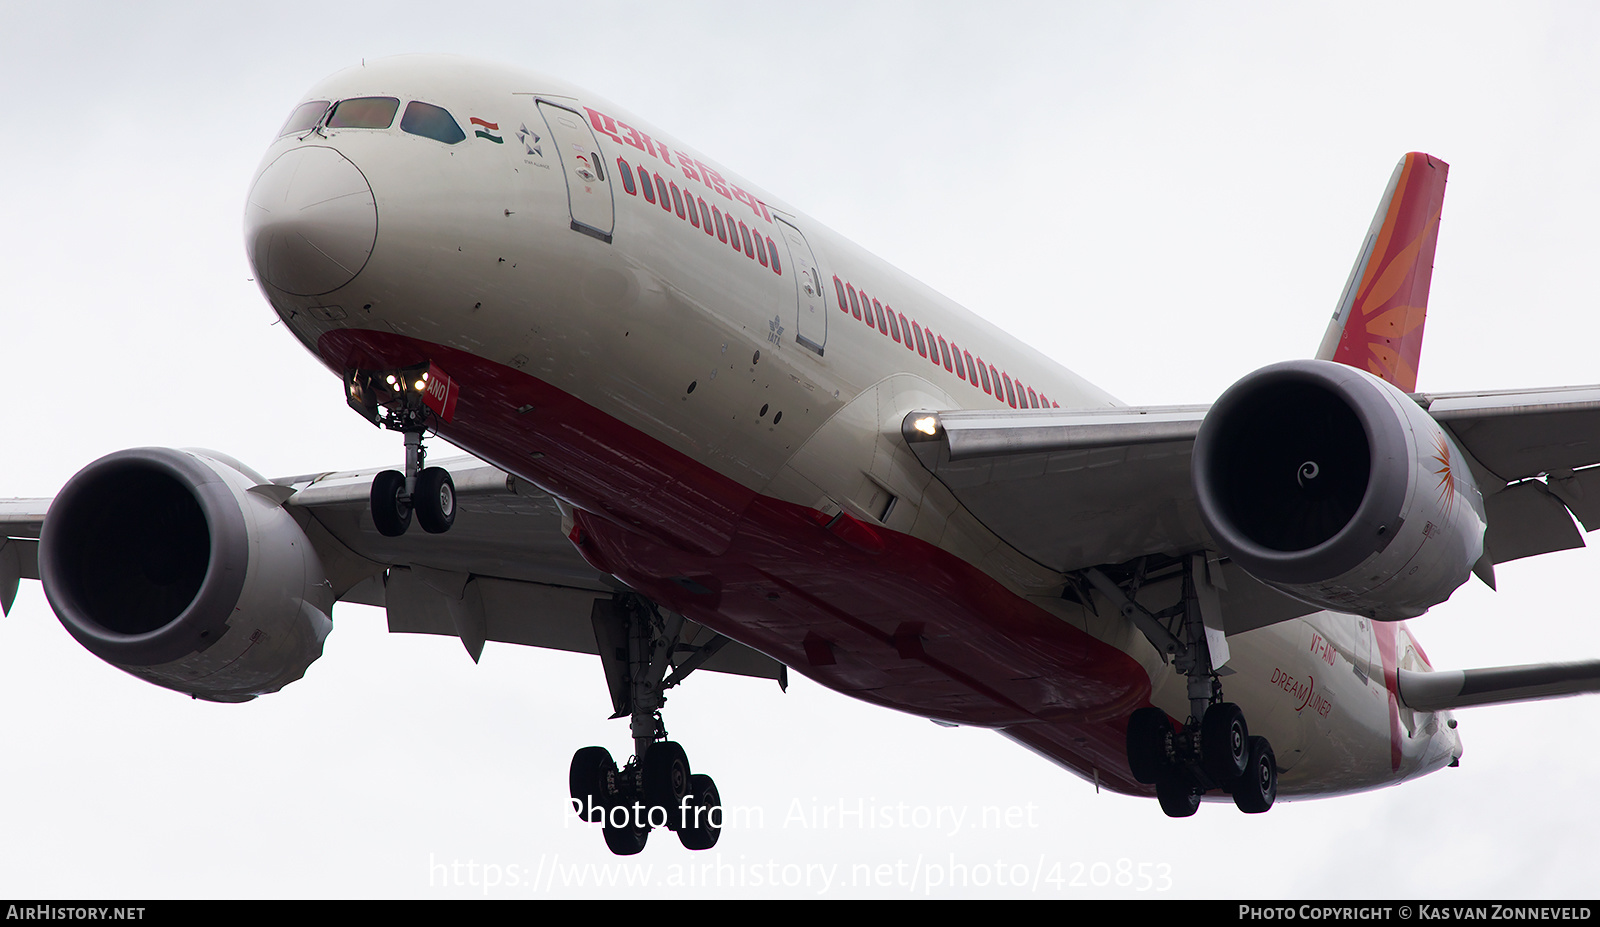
[1192,360,1486,619]
[37,448,333,702]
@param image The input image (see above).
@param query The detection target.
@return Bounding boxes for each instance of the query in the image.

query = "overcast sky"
[3,1,1599,899]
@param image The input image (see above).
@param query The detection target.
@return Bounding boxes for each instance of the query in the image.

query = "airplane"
[5,54,1600,857]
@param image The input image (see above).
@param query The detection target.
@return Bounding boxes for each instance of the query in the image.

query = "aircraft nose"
[245,146,376,297]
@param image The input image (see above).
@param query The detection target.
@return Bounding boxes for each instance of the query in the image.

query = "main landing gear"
[568,593,729,855]
[345,366,456,538]
[1086,555,1278,817]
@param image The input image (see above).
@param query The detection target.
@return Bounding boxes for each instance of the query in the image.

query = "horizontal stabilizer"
[1397,661,1600,711]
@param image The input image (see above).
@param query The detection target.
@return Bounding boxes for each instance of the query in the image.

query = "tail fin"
[1315,152,1449,392]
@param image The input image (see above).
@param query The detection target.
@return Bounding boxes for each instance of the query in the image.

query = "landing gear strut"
[1089,555,1278,817]
[345,365,456,538]
[568,593,729,854]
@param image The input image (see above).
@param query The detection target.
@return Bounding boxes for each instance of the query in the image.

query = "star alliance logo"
[768,315,785,348]
[517,123,542,157]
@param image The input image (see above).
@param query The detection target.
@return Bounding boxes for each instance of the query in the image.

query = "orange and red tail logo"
[1322,152,1448,392]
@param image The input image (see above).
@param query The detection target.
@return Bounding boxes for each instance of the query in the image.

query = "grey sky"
[2,2,1596,898]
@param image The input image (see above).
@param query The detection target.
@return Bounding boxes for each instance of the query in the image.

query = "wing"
[0,498,47,616]
[2,455,784,683]
[1420,385,1600,564]
[902,384,1600,624]
[901,405,1316,636]
[903,152,1600,635]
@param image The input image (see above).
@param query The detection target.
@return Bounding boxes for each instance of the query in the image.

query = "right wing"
[2,454,784,683]
[1419,385,1600,564]
[902,151,1600,635]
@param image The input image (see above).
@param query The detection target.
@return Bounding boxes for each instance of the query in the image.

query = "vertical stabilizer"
[1315,152,1449,392]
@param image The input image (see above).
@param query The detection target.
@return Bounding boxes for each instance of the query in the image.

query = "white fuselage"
[246,55,1460,801]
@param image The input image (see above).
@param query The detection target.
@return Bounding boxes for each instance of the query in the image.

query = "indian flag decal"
[470,117,503,143]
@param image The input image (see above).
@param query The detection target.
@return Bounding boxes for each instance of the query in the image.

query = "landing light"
[414,379,426,392]
[913,416,939,436]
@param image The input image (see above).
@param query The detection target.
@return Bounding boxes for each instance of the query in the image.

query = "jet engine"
[1192,359,1486,620]
[37,447,333,702]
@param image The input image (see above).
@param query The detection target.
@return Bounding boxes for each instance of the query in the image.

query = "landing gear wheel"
[370,469,411,537]
[1232,735,1278,814]
[602,818,650,855]
[677,774,722,850]
[569,746,615,823]
[642,741,692,830]
[1202,702,1249,784]
[414,466,456,534]
[1126,707,1175,784]
[1155,771,1201,818]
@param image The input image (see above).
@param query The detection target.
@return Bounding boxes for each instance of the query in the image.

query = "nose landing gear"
[345,365,458,537]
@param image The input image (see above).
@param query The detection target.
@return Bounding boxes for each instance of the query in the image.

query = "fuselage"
[244,55,1460,801]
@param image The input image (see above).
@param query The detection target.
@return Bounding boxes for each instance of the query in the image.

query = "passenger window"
[754,231,768,266]
[617,159,637,195]
[900,314,915,350]
[699,199,715,235]
[766,237,781,274]
[400,101,465,144]
[951,344,966,380]
[327,97,399,129]
[873,299,887,335]
[834,277,849,312]
[973,355,990,393]
[938,337,953,371]
[913,323,927,357]
[738,221,754,257]
[886,306,901,342]
[847,284,861,319]
[670,182,686,218]
[1003,375,1017,408]
[713,206,727,241]
[1027,387,1038,408]
[655,174,672,211]
[279,100,330,136]
[640,170,657,203]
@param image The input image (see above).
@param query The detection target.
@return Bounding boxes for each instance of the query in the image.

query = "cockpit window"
[278,100,330,137]
[400,101,466,144]
[327,97,400,129]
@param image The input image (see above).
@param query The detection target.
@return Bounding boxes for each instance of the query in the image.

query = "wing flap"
[1482,480,1584,564]
[380,565,782,680]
